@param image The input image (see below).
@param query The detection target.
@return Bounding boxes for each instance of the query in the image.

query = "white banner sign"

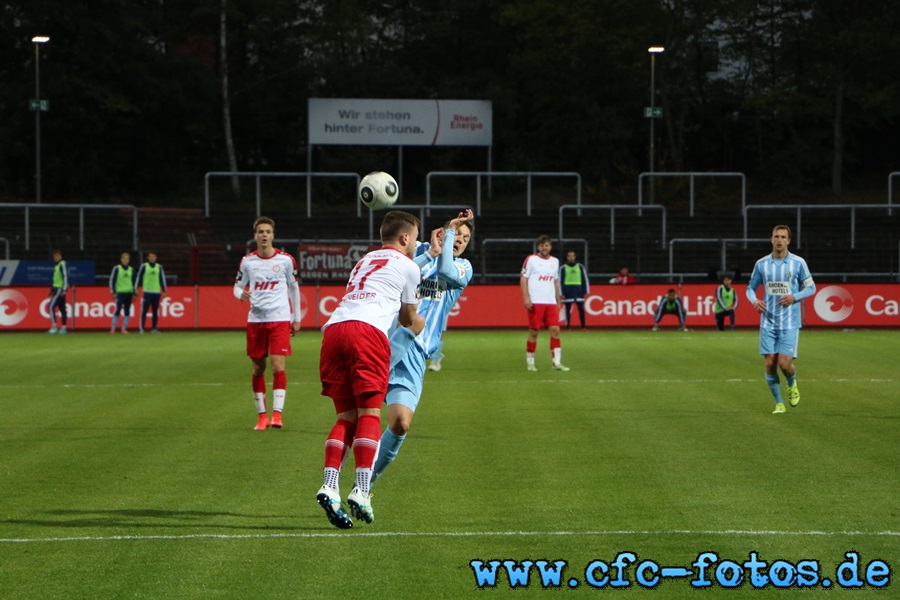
[308,98,492,146]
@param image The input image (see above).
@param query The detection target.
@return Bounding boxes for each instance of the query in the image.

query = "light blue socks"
[372,428,406,481]
[766,373,782,403]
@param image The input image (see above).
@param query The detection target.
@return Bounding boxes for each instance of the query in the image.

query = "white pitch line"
[0,378,892,390]
[0,382,228,389]
[1,529,897,544]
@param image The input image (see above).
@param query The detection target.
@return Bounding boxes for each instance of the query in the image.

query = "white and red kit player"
[316,210,421,529]
[520,235,569,371]
[233,216,302,430]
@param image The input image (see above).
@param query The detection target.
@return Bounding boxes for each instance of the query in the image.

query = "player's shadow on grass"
[10,508,315,531]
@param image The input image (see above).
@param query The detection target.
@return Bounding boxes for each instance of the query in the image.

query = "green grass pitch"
[0,328,897,599]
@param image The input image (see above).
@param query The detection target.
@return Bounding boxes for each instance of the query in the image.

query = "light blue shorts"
[386,346,426,411]
[759,328,800,358]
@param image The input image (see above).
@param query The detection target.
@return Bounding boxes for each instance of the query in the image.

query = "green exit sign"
[29,99,49,112]
[643,106,662,118]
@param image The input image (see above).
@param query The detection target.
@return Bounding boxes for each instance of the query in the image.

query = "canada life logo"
[0,289,29,326]
[813,285,854,323]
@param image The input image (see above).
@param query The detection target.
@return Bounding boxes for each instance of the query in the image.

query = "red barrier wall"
[1,284,897,330]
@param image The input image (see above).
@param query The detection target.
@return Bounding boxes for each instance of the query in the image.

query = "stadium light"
[32,36,50,203]
[648,46,664,206]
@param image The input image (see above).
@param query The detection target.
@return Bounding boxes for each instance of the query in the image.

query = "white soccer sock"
[323,467,340,491]
[526,352,535,366]
[552,348,562,364]
[273,390,285,413]
[355,468,373,495]
[254,393,266,414]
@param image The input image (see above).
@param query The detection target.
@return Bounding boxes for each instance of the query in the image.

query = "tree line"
[2,0,898,205]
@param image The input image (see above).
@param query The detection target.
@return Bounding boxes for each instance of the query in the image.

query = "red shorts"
[319,321,390,412]
[527,303,561,330]
[246,321,292,359]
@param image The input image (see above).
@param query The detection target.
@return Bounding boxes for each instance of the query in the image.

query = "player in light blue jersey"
[372,210,474,482]
[746,225,816,414]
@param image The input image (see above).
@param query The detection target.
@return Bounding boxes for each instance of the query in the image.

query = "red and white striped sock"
[353,414,381,495]
[272,370,286,413]
[252,374,266,413]
[323,418,356,491]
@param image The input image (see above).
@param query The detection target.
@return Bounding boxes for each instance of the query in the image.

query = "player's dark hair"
[772,224,792,238]
[380,211,420,242]
[537,234,552,245]
[253,216,275,233]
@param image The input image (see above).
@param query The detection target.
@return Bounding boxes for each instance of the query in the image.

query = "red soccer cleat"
[254,413,270,430]
[270,412,283,429]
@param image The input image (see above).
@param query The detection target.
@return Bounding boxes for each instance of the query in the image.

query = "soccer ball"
[359,171,399,210]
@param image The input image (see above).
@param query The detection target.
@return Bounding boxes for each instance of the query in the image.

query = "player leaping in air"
[316,210,422,529]
[372,209,475,484]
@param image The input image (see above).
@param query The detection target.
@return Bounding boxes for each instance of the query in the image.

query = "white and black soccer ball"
[359,171,399,210]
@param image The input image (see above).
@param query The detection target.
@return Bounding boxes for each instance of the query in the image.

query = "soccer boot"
[270,412,283,429]
[651,325,659,331]
[427,354,443,372]
[772,402,786,414]
[59,326,67,334]
[552,363,571,372]
[316,486,353,530]
[346,486,375,524]
[254,413,270,430]
[788,383,800,407]
[48,327,58,334]
[526,364,538,372]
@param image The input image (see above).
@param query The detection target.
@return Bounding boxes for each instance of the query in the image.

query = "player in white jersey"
[746,225,816,414]
[372,210,474,483]
[316,210,421,529]
[234,217,302,430]
[520,235,569,371]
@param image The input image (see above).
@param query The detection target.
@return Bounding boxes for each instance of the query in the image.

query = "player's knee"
[389,418,410,436]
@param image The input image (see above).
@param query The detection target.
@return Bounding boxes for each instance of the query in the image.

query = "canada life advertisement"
[1,284,898,331]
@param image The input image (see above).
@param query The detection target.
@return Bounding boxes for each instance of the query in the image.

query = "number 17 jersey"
[324,247,421,336]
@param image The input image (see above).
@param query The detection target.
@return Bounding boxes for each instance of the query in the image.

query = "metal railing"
[743,204,897,249]
[370,204,475,241]
[425,171,582,216]
[638,172,746,217]
[889,171,898,216]
[559,204,667,249]
[0,203,138,252]
[668,238,770,276]
[203,171,362,218]
[0,237,9,260]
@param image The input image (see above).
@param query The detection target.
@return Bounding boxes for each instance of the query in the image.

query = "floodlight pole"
[648,46,664,206]
[33,36,50,204]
